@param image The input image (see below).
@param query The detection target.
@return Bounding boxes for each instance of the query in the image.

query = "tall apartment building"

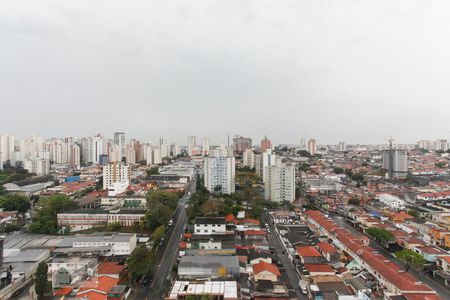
[417,140,432,150]
[242,149,255,169]
[338,141,346,152]
[262,149,277,182]
[434,139,449,152]
[260,136,272,153]
[188,135,197,155]
[264,164,296,203]
[232,135,252,155]
[202,137,210,156]
[24,156,50,176]
[103,162,130,196]
[0,134,15,164]
[382,149,408,178]
[308,139,317,155]
[113,132,126,160]
[204,153,235,195]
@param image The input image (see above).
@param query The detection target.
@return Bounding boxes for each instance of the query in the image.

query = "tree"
[407,209,419,219]
[151,225,166,243]
[29,195,77,234]
[35,261,51,300]
[333,167,344,174]
[127,245,155,284]
[297,150,311,157]
[0,194,30,213]
[146,167,159,176]
[348,197,360,206]
[147,190,180,210]
[396,249,426,271]
[366,227,395,247]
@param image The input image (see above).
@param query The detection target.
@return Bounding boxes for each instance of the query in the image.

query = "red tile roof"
[240,218,260,225]
[54,286,73,296]
[225,214,235,222]
[77,276,118,296]
[97,262,126,275]
[296,246,322,257]
[244,230,266,236]
[316,242,338,254]
[304,264,334,273]
[253,261,281,276]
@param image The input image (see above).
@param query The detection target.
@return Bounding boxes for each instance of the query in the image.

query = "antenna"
[227,133,230,149]
[387,137,395,178]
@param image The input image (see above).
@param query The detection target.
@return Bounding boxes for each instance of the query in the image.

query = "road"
[331,215,450,298]
[262,213,306,300]
[130,177,196,300]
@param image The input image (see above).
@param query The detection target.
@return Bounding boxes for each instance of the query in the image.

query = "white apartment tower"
[265,164,296,203]
[242,149,255,169]
[262,149,277,182]
[24,157,50,176]
[103,162,130,196]
[204,153,235,195]
[202,137,210,156]
[114,132,126,160]
[382,149,408,178]
[0,134,15,163]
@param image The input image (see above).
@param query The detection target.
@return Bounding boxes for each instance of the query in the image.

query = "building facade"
[204,154,235,194]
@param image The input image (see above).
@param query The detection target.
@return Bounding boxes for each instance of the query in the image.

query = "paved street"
[130,177,196,300]
[262,213,306,299]
[331,215,450,298]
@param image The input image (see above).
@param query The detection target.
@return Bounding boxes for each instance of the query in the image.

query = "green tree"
[35,261,52,300]
[29,195,76,234]
[366,227,395,247]
[407,209,419,219]
[396,249,426,271]
[127,245,155,284]
[151,225,166,243]
[0,194,30,213]
[147,190,179,210]
[146,167,159,176]
[297,150,311,157]
[333,167,344,174]
[106,222,122,231]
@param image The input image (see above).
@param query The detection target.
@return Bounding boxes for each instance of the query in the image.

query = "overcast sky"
[1,1,449,145]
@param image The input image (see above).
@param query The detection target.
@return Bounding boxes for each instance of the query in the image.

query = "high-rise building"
[103,162,130,196]
[262,149,277,182]
[299,138,306,151]
[242,149,255,169]
[308,139,317,155]
[202,137,210,156]
[204,153,235,195]
[114,132,126,160]
[434,139,449,152]
[0,134,15,164]
[153,147,162,164]
[260,136,272,153]
[188,136,196,152]
[382,148,408,178]
[338,142,346,152]
[417,140,432,150]
[70,144,81,168]
[265,164,296,203]
[233,135,252,155]
[24,156,50,176]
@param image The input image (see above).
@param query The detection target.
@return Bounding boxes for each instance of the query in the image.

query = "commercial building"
[382,149,408,178]
[204,153,235,194]
[376,194,406,211]
[166,281,239,300]
[102,162,130,196]
[264,164,296,202]
[194,217,227,235]
[56,233,137,256]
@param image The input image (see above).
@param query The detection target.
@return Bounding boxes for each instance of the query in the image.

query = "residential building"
[338,141,346,152]
[242,149,255,169]
[260,136,272,153]
[252,261,281,282]
[188,135,196,155]
[194,217,226,235]
[202,137,210,155]
[23,156,50,175]
[0,133,15,164]
[103,162,130,196]
[113,132,126,160]
[308,138,317,155]
[382,148,408,178]
[233,135,252,155]
[204,153,235,194]
[434,139,449,152]
[264,164,295,202]
[262,150,277,182]
[376,194,406,210]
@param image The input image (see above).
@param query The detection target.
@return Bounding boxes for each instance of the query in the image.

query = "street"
[130,177,196,300]
[331,215,450,298]
[262,213,306,300]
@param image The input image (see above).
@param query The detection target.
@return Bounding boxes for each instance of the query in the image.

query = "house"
[296,246,325,264]
[252,280,289,300]
[194,217,226,235]
[166,281,239,300]
[390,211,415,223]
[75,275,119,300]
[316,242,340,264]
[97,262,127,280]
[303,264,335,276]
[413,246,447,263]
[252,261,281,282]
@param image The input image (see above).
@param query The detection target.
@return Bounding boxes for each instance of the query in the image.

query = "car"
[168,220,174,226]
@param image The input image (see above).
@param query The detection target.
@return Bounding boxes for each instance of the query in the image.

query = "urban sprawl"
[0,133,449,300]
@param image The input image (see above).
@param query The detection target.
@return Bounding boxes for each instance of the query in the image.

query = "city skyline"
[1,1,450,144]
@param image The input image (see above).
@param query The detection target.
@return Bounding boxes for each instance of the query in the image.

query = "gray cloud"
[1,0,449,145]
